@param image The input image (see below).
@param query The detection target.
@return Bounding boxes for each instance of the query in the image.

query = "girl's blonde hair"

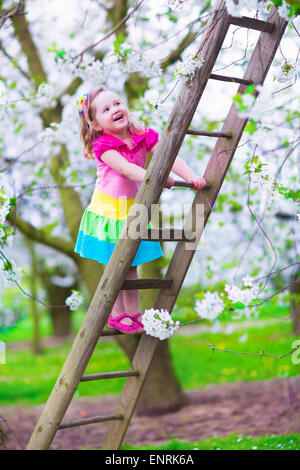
[79,85,145,160]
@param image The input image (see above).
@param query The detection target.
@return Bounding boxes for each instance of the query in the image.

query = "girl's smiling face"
[91,90,129,136]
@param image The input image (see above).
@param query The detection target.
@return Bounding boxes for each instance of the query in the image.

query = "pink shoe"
[132,312,144,327]
[108,313,139,335]
[132,312,145,333]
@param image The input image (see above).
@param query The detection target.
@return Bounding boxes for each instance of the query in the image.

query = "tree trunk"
[291,267,300,335]
[76,255,189,415]
[25,238,43,355]
[11,0,189,416]
[38,262,79,337]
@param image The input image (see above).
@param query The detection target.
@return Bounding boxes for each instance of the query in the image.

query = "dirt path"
[1,375,300,450]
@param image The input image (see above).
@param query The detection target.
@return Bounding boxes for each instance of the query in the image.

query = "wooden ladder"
[26,0,287,450]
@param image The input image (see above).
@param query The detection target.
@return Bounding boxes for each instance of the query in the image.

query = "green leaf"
[56,49,66,58]
[245,119,258,135]
[244,84,255,94]
[232,302,245,310]
[113,34,126,55]
[43,221,59,237]
[9,197,16,207]
[14,123,23,134]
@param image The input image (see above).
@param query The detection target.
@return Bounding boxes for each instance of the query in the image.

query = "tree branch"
[73,0,144,60]
[207,341,300,359]
[0,1,23,29]
[6,207,76,258]
[11,1,47,87]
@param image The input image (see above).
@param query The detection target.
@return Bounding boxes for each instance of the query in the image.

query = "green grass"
[0,281,291,344]
[0,319,299,406]
[119,433,300,450]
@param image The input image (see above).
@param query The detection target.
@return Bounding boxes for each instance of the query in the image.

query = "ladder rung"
[228,15,275,34]
[101,328,124,336]
[121,278,172,290]
[187,129,232,139]
[80,370,139,382]
[210,73,253,85]
[140,228,196,242]
[100,328,144,337]
[58,414,123,430]
[172,180,211,190]
[173,180,194,188]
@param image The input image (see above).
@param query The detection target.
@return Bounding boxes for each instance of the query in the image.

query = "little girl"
[74,85,206,335]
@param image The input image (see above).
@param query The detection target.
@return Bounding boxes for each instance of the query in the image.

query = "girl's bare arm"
[100,149,174,187]
[101,149,146,182]
[149,144,206,189]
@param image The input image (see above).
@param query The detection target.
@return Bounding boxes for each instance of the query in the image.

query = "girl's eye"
[104,107,109,112]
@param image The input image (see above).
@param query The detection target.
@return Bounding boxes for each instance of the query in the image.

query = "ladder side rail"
[161,5,288,305]
[101,0,235,450]
[26,0,230,451]
[101,6,287,450]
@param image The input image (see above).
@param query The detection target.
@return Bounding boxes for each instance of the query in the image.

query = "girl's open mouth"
[113,114,124,121]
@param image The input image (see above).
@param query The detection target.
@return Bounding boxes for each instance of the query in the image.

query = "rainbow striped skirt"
[74,187,163,266]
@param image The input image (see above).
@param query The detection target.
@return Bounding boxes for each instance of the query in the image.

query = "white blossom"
[277,0,296,20]
[143,89,172,117]
[57,52,110,85]
[167,0,191,11]
[0,91,8,119]
[242,275,254,287]
[0,197,10,226]
[238,332,248,343]
[224,0,267,17]
[297,213,300,221]
[142,308,180,340]
[38,124,59,143]
[0,259,24,287]
[276,61,296,84]
[248,157,279,205]
[121,52,162,78]
[65,290,84,311]
[224,282,259,307]
[36,82,55,101]
[0,180,13,227]
[174,55,204,83]
[194,291,225,321]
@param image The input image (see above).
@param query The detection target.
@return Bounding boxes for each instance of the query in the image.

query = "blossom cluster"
[224,0,265,18]
[276,62,296,84]
[0,259,24,288]
[116,43,162,78]
[247,156,279,206]
[57,52,109,86]
[36,83,55,101]
[0,189,10,226]
[0,91,7,119]
[0,179,14,247]
[65,290,84,311]
[194,291,225,321]
[122,54,162,78]
[143,308,180,340]
[224,277,260,317]
[0,307,19,329]
[143,89,173,118]
[193,275,261,323]
[38,112,78,145]
[224,0,295,19]
[167,0,191,11]
[174,55,204,83]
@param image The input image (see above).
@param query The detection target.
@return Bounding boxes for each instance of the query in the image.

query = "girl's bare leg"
[111,288,134,326]
[122,266,142,321]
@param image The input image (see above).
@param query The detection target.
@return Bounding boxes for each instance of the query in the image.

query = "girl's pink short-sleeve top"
[93,127,159,199]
